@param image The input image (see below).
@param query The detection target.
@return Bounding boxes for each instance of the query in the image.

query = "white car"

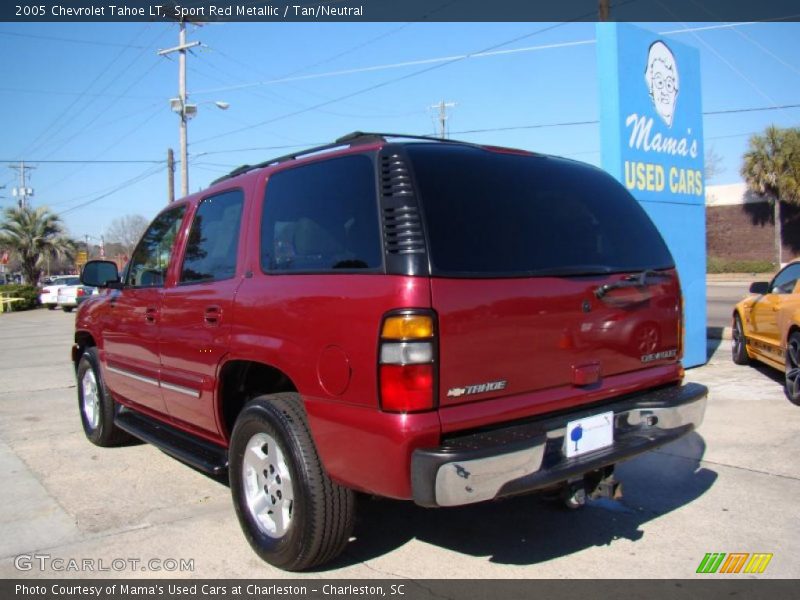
[39,276,80,310]
[57,283,98,312]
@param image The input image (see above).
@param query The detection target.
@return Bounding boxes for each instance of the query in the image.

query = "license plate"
[564,411,614,458]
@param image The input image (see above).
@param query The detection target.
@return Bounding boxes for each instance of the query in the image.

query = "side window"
[771,264,800,294]
[261,155,382,272]
[126,206,186,288]
[180,190,244,284]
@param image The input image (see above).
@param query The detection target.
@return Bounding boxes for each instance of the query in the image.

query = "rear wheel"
[46,304,57,310]
[77,348,132,446]
[62,306,74,313]
[732,313,750,365]
[784,332,800,406]
[229,393,354,571]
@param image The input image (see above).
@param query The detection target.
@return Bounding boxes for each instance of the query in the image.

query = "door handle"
[204,305,221,326]
[145,307,158,324]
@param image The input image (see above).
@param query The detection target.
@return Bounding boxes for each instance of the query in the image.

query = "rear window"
[406,145,674,276]
[260,154,382,273]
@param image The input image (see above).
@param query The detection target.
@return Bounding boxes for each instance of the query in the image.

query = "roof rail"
[209,131,474,186]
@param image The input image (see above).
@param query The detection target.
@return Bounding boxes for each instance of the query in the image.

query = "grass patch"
[707,257,777,274]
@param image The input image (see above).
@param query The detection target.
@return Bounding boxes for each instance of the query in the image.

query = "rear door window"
[180,190,244,284]
[406,144,675,276]
[260,155,382,273]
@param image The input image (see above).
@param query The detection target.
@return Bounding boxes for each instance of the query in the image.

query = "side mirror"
[749,281,770,295]
[81,260,121,289]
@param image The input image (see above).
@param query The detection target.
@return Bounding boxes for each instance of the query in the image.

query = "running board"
[115,407,229,476]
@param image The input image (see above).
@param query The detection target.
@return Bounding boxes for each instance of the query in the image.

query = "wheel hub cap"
[81,369,100,430]
[242,432,294,537]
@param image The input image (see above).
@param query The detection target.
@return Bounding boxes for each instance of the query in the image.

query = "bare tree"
[105,214,149,257]
[705,146,725,182]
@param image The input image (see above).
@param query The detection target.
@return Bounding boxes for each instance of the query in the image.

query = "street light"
[159,22,229,198]
[167,97,230,195]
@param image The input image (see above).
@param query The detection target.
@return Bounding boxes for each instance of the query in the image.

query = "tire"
[46,304,57,311]
[77,348,132,446]
[785,332,800,406]
[732,313,750,365]
[62,306,74,313]
[229,393,354,571]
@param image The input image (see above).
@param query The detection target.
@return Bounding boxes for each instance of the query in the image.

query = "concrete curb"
[707,326,732,340]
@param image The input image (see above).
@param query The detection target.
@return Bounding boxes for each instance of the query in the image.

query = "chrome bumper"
[411,382,707,507]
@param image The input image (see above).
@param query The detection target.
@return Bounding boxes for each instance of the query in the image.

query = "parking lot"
[1,307,798,579]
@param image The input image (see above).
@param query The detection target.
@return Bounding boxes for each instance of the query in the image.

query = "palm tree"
[0,206,75,286]
[741,126,800,266]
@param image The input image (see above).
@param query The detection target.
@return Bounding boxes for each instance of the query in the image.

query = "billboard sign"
[598,23,706,368]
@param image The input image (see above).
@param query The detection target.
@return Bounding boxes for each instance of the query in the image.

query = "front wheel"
[77,348,132,446]
[785,332,800,406]
[229,393,354,571]
[62,306,74,313]
[732,313,750,365]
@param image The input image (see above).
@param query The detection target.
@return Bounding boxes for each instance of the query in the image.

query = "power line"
[191,3,621,147]
[191,21,777,98]
[0,160,163,164]
[0,30,147,48]
[0,86,159,100]
[446,103,800,136]
[704,103,800,115]
[58,165,166,215]
[17,24,154,160]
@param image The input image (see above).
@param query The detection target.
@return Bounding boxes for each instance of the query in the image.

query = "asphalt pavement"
[706,281,752,330]
[0,308,798,579]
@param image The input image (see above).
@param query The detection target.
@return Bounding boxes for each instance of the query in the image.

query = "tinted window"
[180,190,244,283]
[406,145,675,276]
[772,264,800,294]
[261,155,381,272]
[126,206,186,287]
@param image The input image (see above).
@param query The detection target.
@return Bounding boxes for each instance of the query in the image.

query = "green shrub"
[0,284,40,312]
[707,257,776,274]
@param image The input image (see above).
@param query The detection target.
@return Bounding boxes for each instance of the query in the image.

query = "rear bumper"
[411,382,707,507]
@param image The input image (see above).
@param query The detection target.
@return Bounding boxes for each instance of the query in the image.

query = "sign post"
[597,23,706,368]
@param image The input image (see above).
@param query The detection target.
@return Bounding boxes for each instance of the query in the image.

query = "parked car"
[39,276,80,310]
[73,132,708,571]
[57,282,97,312]
[732,261,800,405]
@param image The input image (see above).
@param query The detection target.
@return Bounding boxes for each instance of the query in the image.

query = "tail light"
[379,311,436,413]
[77,288,86,297]
[42,288,51,294]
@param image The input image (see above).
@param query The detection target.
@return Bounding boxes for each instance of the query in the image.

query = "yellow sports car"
[732,261,800,405]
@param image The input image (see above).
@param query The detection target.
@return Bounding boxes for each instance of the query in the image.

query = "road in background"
[707,281,752,329]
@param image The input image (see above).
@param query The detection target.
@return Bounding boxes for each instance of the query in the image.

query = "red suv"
[75,132,707,570]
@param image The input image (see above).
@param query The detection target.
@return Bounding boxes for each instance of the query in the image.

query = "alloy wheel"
[242,432,295,538]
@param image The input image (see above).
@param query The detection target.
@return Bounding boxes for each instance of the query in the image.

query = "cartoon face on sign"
[645,41,679,127]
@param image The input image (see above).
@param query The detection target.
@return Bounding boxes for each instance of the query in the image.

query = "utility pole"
[158,21,200,198]
[167,148,175,203]
[9,161,35,209]
[430,100,456,139]
[599,0,610,21]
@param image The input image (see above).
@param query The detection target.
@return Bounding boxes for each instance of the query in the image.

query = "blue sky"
[1,20,799,240]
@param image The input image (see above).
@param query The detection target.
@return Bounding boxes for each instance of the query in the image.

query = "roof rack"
[209,131,468,186]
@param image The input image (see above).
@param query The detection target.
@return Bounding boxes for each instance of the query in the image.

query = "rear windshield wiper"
[594,269,671,299]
